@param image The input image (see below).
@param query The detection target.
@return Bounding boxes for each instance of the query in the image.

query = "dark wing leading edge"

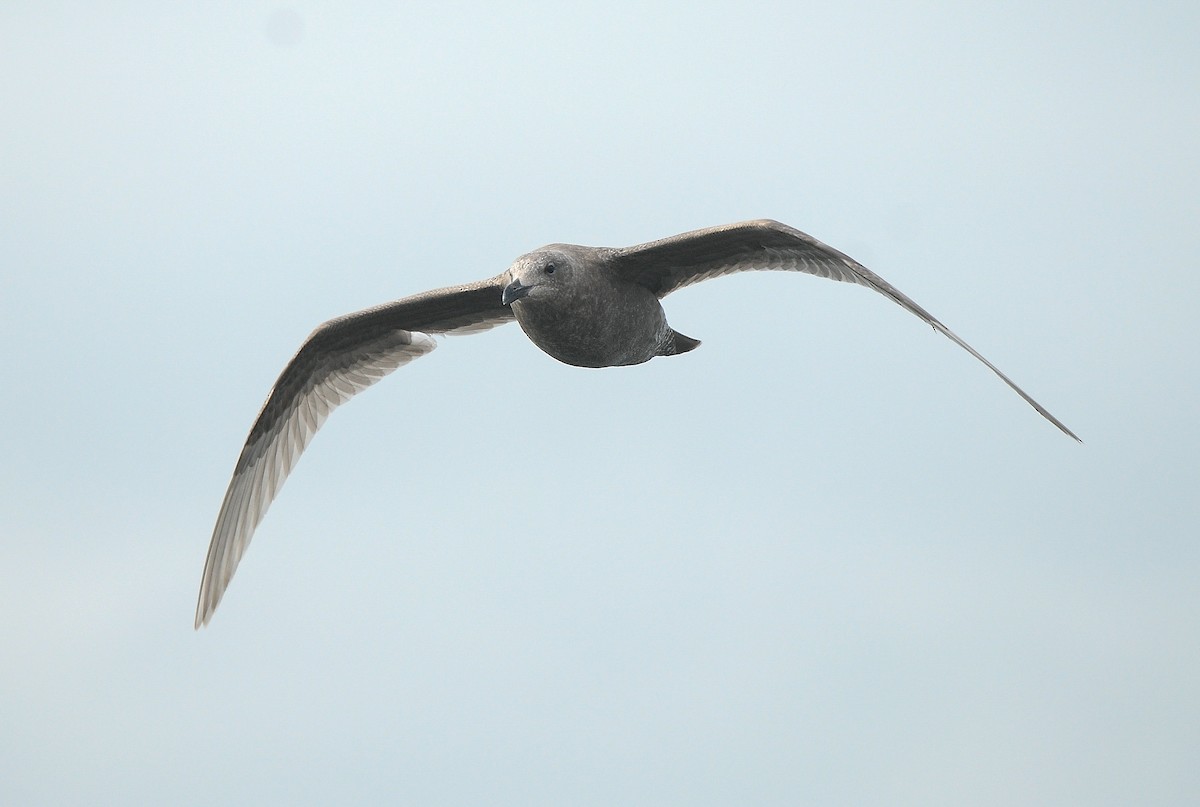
[613,219,1079,441]
[195,275,513,628]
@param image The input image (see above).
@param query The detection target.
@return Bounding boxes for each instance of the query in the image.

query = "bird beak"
[502,279,533,306]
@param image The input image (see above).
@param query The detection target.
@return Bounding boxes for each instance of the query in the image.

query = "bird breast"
[512,281,668,368]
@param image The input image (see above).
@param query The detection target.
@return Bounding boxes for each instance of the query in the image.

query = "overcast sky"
[2,2,1197,805]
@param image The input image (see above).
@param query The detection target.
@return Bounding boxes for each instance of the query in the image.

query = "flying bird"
[195,219,1078,627]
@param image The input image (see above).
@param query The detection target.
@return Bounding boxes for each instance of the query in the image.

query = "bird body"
[503,244,695,367]
[195,219,1078,628]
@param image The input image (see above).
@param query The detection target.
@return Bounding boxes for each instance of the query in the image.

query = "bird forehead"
[511,247,571,274]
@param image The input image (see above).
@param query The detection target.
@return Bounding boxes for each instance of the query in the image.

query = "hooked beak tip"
[502,279,532,306]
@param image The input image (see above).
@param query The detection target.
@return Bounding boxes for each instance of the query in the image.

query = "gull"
[195,219,1078,627]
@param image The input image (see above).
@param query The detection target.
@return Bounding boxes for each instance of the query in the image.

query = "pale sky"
[2,2,1198,805]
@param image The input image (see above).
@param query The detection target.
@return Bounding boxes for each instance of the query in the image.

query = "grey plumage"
[195,219,1078,627]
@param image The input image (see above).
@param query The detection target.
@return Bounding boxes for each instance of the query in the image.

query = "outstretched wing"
[613,219,1078,441]
[195,275,513,627]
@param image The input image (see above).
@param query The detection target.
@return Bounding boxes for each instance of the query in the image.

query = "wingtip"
[193,600,209,630]
[1027,404,1081,443]
[1038,406,1082,443]
[194,584,217,630]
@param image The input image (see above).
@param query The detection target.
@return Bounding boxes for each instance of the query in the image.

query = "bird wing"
[195,275,513,627]
[612,219,1079,441]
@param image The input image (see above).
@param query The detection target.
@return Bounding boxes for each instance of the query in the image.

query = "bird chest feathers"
[511,275,668,368]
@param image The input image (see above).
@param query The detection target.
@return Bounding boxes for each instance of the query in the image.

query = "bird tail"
[660,329,701,356]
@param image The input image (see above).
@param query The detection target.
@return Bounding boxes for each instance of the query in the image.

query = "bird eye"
[544,263,556,275]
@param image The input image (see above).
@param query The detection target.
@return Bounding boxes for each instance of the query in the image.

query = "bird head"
[501,248,576,306]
